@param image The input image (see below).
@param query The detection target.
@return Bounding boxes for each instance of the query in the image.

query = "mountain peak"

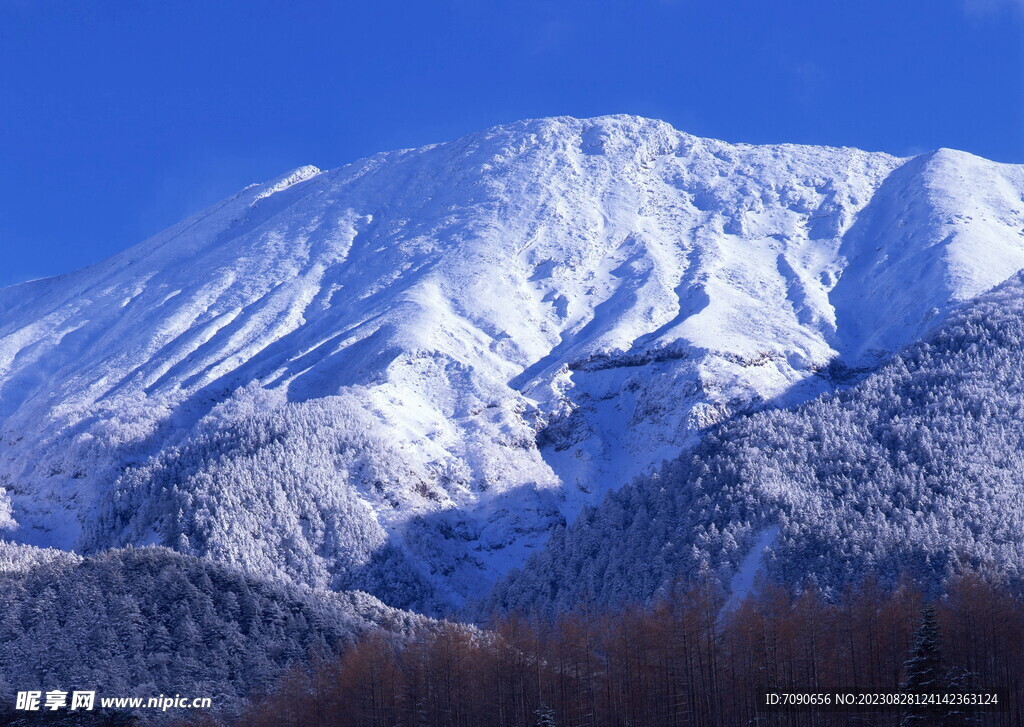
[1,116,1022,609]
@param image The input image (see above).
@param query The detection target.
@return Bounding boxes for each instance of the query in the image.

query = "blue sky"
[1,0,1021,287]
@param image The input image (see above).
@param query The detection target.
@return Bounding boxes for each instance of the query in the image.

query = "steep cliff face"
[1,115,1022,609]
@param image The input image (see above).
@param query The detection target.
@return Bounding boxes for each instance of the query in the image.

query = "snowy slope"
[487,270,1024,614]
[1,115,1023,609]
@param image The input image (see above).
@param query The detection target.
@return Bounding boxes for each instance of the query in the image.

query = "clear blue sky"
[1,0,1021,287]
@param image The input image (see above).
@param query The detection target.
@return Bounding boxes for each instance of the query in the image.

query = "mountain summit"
[2,116,1023,609]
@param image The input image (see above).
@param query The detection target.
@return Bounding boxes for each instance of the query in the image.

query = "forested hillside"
[488,271,1024,614]
[84,388,445,613]
[0,545,421,711]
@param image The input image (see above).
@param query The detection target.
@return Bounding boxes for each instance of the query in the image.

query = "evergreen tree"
[533,703,556,727]
[900,605,944,727]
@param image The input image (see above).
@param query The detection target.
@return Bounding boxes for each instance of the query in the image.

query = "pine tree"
[533,703,556,727]
[900,605,944,727]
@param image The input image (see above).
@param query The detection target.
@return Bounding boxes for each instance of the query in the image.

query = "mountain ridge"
[1,115,1023,609]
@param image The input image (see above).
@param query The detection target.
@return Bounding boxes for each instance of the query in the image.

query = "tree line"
[192,570,1023,727]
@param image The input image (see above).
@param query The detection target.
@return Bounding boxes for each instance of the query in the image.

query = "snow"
[0,115,1023,608]
[725,525,780,612]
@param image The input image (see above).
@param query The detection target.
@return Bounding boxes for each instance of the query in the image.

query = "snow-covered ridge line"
[252,164,323,202]
[0,115,1022,610]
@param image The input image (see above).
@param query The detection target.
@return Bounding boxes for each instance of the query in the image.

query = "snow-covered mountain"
[487,269,1024,614]
[1,115,1023,610]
